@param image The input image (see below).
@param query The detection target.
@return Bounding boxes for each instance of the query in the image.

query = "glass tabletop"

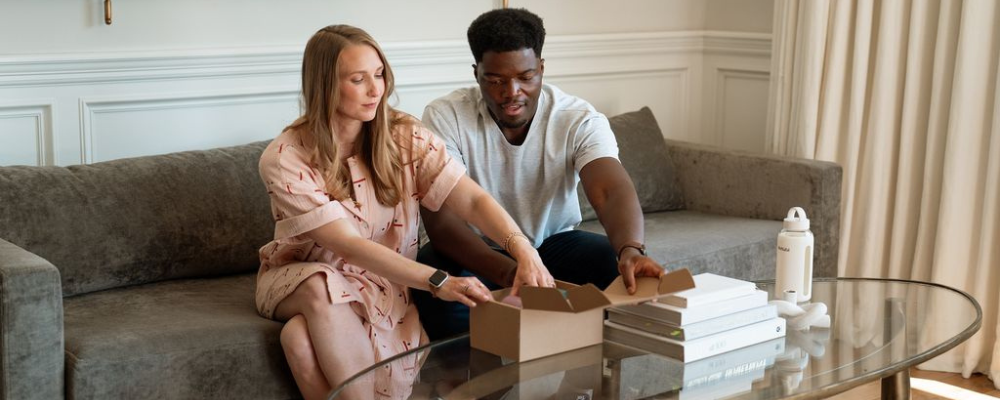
[329,278,981,400]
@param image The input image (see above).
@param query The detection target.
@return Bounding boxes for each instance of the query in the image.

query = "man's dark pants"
[412,230,619,340]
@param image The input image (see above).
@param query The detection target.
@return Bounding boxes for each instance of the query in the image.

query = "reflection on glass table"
[329,278,981,400]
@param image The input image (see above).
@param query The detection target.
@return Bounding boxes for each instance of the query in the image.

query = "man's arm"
[579,157,664,293]
[421,205,518,286]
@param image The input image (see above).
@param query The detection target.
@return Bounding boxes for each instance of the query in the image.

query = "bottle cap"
[783,207,810,231]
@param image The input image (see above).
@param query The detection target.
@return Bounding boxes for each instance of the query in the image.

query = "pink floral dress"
[254,122,464,398]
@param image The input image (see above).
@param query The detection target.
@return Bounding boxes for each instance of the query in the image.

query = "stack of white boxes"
[603,273,787,399]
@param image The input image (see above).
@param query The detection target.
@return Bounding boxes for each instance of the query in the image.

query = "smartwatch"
[428,269,449,290]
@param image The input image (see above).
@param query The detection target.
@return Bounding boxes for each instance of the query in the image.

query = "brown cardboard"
[470,268,695,361]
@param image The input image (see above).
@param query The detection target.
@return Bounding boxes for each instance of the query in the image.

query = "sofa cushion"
[577,210,780,282]
[579,107,684,221]
[0,141,274,296]
[63,274,297,400]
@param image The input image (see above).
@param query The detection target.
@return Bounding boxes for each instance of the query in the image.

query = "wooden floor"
[828,369,998,399]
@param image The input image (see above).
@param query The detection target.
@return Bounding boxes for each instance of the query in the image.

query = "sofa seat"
[577,210,781,281]
[62,274,296,400]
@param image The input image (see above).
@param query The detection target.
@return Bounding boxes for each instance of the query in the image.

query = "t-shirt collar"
[475,85,549,143]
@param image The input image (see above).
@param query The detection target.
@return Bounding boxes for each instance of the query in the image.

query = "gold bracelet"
[501,232,529,254]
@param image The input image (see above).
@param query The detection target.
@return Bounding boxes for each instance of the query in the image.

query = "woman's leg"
[275,273,375,399]
[280,315,331,400]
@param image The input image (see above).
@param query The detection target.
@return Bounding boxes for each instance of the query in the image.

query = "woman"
[255,25,553,400]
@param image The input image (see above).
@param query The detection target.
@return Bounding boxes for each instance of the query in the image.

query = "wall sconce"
[104,0,113,25]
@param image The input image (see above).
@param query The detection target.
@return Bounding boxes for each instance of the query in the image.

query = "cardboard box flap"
[566,284,612,312]
[519,286,575,312]
[518,268,695,312]
[602,268,696,306]
[658,268,697,295]
[520,283,611,313]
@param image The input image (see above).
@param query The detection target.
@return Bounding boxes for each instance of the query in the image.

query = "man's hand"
[618,248,665,294]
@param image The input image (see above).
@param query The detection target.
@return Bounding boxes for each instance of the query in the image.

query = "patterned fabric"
[254,122,465,398]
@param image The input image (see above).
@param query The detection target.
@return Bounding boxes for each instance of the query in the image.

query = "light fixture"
[104,0,112,25]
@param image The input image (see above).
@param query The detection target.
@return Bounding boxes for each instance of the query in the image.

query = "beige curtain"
[767,0,999,387]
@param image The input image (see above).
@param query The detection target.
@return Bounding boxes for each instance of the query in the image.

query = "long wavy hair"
[286,25,406,206]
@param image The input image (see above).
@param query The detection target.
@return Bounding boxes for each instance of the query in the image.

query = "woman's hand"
[433,276,493,307]
[507,238,554,296]
[510,256,554,296]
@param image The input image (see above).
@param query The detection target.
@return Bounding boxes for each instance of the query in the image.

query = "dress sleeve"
[409,126,466,212]
[259,141,349,239]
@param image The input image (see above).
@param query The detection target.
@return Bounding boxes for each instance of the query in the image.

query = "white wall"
[706,0,775,33]
[0,0,713,54]
[0,0,773,166]
[0,1,490,54]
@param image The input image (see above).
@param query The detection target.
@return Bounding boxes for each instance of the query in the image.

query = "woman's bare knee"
[275,273,331,321]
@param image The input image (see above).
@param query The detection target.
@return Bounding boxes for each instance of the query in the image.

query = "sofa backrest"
[579,107,685,221]
[0,141,273,297]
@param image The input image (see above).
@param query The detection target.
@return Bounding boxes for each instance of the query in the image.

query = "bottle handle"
[787,207,807,220]
[802,245,813,299]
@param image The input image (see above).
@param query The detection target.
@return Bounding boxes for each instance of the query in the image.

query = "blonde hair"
[287,25,407,206]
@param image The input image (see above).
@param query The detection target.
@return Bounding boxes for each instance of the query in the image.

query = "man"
[415,8,664,340]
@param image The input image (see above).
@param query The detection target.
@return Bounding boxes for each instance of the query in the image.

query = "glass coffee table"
[330,278,981,399]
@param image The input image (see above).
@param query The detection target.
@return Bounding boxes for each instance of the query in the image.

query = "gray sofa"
[0,107,840,400]
[0,142,297,399]
[577,107,841,281]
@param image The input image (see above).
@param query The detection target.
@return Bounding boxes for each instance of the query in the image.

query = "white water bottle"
[775,207,814,302]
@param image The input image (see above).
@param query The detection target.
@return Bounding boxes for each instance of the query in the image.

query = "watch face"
[429,269,449,287]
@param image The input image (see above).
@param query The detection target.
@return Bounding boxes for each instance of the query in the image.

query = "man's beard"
[497,117,529,130]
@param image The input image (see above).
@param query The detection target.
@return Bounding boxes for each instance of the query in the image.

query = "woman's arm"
[421,206,519,287]
[440,175,553,296]
[304,219,491,306]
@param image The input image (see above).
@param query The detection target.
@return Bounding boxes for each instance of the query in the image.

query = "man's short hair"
[467,8,546,63]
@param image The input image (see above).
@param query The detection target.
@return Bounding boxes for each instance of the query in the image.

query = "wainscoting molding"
[0,101,53,166]
[712,68,772,153]
[549,68,695,144]
[702,31,773,56]
[0,31,771,166]
[79,90,298,164]
[0,48,303,88]
[701,32,774,154]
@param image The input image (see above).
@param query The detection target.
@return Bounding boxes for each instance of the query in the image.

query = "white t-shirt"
[422,83,619,247]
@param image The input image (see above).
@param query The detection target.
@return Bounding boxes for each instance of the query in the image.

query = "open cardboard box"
[470,268,695,361]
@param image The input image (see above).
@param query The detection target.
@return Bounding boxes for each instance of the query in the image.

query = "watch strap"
[616,241,646,261]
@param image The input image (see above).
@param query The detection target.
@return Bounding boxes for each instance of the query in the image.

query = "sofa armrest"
[664,140,842,278]
[0,238,64,400]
